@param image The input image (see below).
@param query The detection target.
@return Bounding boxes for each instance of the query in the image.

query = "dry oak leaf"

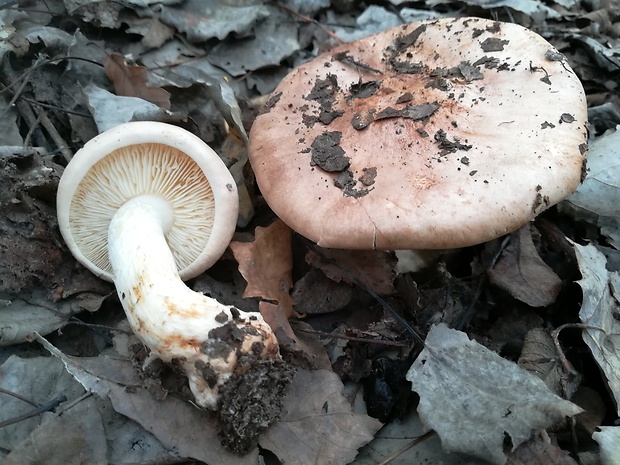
[104,54,171,109]
[230,219,294,315]
[407,324,582,465]
[488,225,562,307]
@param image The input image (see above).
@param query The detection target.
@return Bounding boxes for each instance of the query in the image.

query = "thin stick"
[297,328,410,347]
[0,387,38,407]
[31,103,73,162]
[0,395,67,428]
[274,3,345,45]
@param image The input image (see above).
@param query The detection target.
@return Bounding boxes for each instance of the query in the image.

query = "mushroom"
[248,17,588,251]
[57,121,280,409]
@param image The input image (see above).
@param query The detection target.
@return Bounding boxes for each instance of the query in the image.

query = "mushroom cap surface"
[248,17,588,249]
[57,122,239,281]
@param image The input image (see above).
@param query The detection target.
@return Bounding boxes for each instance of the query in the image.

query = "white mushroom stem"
[108,194,279,409]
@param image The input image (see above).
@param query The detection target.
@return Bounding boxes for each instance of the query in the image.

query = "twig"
[0,387,38,407]
[375,430,436,465]
[551,323,602,378]
[31,103,73,162]
[19,96,93,118]
[274,2,345,45]
[297,328,410,347]
[308,245,425,346]
[0,394,67,428]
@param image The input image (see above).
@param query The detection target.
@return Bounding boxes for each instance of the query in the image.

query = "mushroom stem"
[108,195,279,409]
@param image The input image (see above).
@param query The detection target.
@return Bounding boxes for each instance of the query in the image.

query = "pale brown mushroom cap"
[249,17,588,249]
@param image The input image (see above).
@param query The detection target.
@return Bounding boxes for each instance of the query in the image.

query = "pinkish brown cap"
[248,17,588,249]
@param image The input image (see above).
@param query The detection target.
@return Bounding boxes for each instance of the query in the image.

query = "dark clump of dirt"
[218,355,296,454]
[303,74,344,126]
[310,131,350,172]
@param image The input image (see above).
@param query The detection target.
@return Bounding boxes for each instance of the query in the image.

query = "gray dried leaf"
[34,334,256,465]
[573,243,620,415]
[84,85,181,132]
[426,0,559,19]
[592,426,620,465]
[568,127,620,218]
[159,0,270,42]
[0,354,176,465]
[208,8,300,76]
[407,324,582,465]
[333,6,440,42]
[171,64,247,141]
[260,369,382,465]
[562,127,620,248]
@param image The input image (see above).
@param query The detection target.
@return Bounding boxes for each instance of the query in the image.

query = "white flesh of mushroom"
[108,196,278,409]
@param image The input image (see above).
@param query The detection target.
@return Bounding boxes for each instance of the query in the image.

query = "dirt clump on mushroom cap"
[248,17,588,250]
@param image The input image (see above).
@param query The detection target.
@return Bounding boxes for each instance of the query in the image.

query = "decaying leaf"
[221,132,254,226]
[489,225,562,307]
[563,127,620,249]
[84,85,178,133]
[292,268,353,315]
[506,435,578,465]
[306,249,396,296]
[104,54,171,109]
[259,302,332,370]
[406,324,582,465]
[230,219,294,315]
[0,355,174,465]
[259,369,383,465]
[34,333,258,465]
[592,426,620,465]
[573,242,620,414]
[518,327,566,397]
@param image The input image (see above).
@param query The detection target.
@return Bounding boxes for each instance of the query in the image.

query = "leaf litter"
[0,0,619,464]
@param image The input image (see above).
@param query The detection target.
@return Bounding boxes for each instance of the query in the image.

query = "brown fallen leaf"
[292,268,353,314]
[259,301,332,370]
[518,327,566,397]
[488,225,562,307]
[306,248,396,296]
[230,219,294,316]
[104,54,171,109]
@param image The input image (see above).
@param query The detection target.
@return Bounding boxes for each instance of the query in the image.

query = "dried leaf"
[230,219,294,315]
[34,334,257,465]
[4,397,108,465]
[292,268,353,314]
[507,435,578,465]
[124,17,175,48]
[259,369,383,465]
[573,243,620,414]
[355,405,488,465]
[0,355,173,465]
[489,225,562,307]
[564,127,620,249]
[259,302,332,370]
[592,426,620,465]
[306,249,396,296]
[406,324,582,465]
[107,383,258,465]
[104,54,171,109]
[518,328,565,397]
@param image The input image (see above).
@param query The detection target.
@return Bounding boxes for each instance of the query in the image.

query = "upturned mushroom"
[57,121,280,409]
[249,17,588,250]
